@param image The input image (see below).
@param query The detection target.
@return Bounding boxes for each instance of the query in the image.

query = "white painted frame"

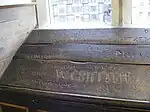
[0,0,33,6]
[122,0,132,25]
[36,0,50,28]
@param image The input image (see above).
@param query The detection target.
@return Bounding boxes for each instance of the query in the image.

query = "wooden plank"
[25,28,150,45]
[1,59,150,101]
[0,90,149,112]
[16,44,150,64]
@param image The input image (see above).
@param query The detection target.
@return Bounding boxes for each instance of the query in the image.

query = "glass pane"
[50,0,112,25]
[132,0,150,25]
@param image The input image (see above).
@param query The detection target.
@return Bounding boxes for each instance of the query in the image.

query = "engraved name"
[55,69,132,84]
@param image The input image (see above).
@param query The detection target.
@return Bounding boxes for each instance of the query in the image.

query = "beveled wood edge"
[0,84,150,109]
[34,27,150,30]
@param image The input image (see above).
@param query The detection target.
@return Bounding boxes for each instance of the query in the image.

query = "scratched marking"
[16,44,150,64]
[2,59,150,100]
[55,69,131,84]
[25,29,150,45]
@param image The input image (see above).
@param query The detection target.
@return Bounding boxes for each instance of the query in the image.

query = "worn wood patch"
[0,57,12,78]
[16,44,150,64]
[25,28,150,44]
[1,59,150,101]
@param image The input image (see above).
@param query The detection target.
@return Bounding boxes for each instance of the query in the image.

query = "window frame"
[122,0,132,25]
[36,0,51,28]
[37,0,139,28]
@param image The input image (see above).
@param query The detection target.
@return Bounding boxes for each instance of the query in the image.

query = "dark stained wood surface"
[2,28,150,110]
[1,59,150,101]
[1,88,150,112]
[1,5,150,111]
[25,28,150,45]
[16,44,150,64]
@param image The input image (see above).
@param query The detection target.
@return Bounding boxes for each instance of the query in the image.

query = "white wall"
[0,0,32,5]
[0,5,36,77]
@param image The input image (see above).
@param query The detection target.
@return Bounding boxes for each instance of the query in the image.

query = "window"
[49,0,112,27]
[36,0,150,28]
[132,0,150,25]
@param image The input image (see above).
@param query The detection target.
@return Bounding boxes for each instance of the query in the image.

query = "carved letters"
[25,29,150,44]
[2,59,150,100]
[55,68,132,84]
[16,44,150,64]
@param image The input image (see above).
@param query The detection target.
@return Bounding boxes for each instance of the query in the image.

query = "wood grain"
[1,59,150,101]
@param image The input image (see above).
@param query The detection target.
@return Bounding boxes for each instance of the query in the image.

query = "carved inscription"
[16,44,150,64]
[133,36,150,42]
[119,36,150,43]
[2,59,150,100]
[55,69,132,84]
[13,61,138,86]
[25,28,150,44]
